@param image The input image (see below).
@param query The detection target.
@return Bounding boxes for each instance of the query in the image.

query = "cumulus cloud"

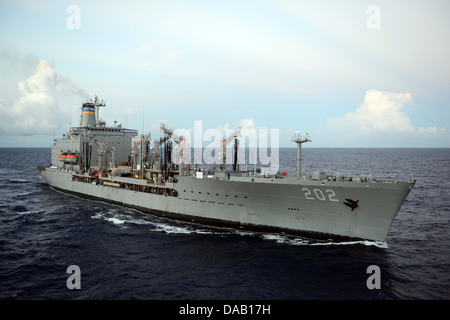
[329,89,442,135]
[217,118,256,134]
[0,59,88,136]
[238,118,256,132]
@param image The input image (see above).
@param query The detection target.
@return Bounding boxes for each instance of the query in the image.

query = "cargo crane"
[219,127,241,171]
[160,123,189,179]
[160,123,183,144]
[160,123,189,163]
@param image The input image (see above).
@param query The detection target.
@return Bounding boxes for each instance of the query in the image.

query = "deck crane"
[160,123,190,177]
[219,127,241,171]
[160,123,183,144]
[160,123,188,163]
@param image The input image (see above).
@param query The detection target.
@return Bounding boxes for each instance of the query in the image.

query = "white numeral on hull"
[302,188,339,202]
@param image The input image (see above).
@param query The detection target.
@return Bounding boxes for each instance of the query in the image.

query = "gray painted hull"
[39,167,414,242]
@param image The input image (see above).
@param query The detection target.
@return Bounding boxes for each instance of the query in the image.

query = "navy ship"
[37,96,415,242]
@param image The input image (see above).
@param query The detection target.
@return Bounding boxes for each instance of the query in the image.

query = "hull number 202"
[302,188,339,202]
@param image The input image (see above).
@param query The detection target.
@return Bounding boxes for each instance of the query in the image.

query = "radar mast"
[292,131,311,179]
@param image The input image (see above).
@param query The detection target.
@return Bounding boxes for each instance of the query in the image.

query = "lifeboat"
[59,153,78,164]
[90,170,99,179]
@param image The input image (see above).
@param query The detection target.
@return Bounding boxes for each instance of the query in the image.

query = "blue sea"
[0,148,449,303]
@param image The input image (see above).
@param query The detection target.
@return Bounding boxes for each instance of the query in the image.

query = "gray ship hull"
[39,167,414,242]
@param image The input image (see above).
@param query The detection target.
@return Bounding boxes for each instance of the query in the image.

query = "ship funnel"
[79,96,106,127]
[80,101,96,127]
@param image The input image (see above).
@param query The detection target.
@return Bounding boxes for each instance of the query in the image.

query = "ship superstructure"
[38,96,415,242]
[51,96,138,172]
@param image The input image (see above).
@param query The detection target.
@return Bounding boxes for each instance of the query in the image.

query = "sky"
[0,0,449,148]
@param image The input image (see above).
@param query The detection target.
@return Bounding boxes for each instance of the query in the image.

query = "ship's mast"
[292,131,311,179]
[93,95,106,126]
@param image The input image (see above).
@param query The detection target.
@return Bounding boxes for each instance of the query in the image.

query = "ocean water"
[0,148,449,301]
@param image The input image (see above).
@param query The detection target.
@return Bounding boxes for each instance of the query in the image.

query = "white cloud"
[330,89,429,134]
[0,59,88,136]
[325,89,449,147]
[216,118,256,135]
[238,118,256,132]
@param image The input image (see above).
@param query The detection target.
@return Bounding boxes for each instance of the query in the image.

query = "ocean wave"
[12,191,34,201]
[310,240,388,248]
[92,211,129,227]
[12,205,31,214]
[152,223,197,234]
[104,216,127,225]
[8,178,30,184]
[90,208,389,247]
[91,208,223,235]
[261,233,388,248]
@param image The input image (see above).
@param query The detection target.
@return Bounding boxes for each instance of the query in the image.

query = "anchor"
[344,198,359,211]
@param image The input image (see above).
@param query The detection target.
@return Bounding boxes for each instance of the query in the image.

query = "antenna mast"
[93,95,106,126]
[292,131,311,179]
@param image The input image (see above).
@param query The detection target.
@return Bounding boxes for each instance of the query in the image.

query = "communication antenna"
[93,94,106,126]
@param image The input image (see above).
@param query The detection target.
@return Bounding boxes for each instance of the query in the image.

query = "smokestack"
[80,101,96,127]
